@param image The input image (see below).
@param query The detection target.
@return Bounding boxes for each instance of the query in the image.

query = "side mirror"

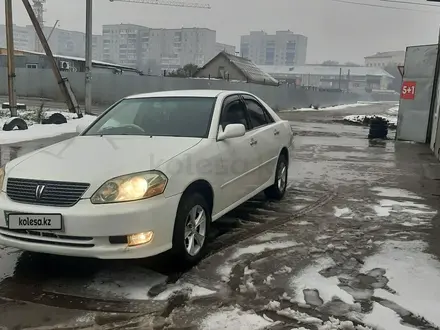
[76,123,88,134]
[218,123,246,141]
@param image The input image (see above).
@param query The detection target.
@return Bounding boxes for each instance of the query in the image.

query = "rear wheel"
[172,193,210,266]
[264,154,288,200]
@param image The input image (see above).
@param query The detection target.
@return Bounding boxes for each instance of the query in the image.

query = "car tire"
[172,192,211,266]
[264,154,288,200]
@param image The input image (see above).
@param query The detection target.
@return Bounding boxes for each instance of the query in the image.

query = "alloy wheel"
[184,205,207,256]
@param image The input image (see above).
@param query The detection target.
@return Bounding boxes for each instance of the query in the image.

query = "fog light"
[127,231,154,247]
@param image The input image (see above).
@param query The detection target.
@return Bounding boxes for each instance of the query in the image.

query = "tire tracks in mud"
[205,188,337,259]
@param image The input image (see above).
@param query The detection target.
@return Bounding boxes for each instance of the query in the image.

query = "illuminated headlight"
[128,231,154,246]
[91,171,168,204]
[0,167,5,191]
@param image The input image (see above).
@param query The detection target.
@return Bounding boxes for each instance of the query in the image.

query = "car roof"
[124,89,251,99]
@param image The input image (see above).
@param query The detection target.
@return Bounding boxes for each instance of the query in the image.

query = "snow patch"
[290,257,354,305]
[369,197,436,225]
[282,102,370,112]
[154,283,216,300]
[361,240,440,326]
[343,114,397,127]
[371,187,422,200]
[217,241,299,279]
[387,105,399,115]
[0,113,95,144]
[230,241,299,259]
[81,268,212,301]
[255,232,289,242]
[334,207,352,218]
[296,220,312,225]
[199,307,272,330]
[363,302,414,330]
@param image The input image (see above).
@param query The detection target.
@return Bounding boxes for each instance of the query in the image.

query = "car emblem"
[35,185,46,200]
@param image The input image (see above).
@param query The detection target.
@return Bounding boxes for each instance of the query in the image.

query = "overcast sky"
[1,0,439,63]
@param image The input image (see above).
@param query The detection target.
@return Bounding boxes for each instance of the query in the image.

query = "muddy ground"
[0,103,439,330]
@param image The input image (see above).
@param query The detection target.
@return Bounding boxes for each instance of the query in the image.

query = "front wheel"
[264,154,288,200]
[172,193,211,266]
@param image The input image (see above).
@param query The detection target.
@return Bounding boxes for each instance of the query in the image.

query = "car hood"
[6,135,202,197]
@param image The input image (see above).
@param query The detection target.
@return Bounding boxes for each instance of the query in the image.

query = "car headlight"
[0,167,4,191]
[91,171,168,204]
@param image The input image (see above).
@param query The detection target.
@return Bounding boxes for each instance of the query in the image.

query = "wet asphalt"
[0,102,439,329]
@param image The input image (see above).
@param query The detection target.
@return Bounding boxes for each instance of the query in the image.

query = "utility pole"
[5,0,17,117]
[22,0,81,116]
[347,69,351,92]
[85,0,93,114]
[338,68,342,90]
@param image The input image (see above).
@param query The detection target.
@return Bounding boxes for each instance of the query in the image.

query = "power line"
[330,0,439,12]
[380,0,440,7]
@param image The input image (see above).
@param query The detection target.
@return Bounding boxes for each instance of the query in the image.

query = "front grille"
[6,178,90,207]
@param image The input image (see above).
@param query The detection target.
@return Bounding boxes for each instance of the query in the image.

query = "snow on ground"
[81,267,215,301]
[371,187,422,200]
[363,302,415,330]
[361,240,440,327]
[387,105,399,115]
[280,102,370,112]
[265,301,372,329]
[82,268,167,300]
[255,232,289,242]
[289,257,355,305]
[199,307,273,330]
[216,240,300,280]
[333,206,353,218]
[0,107,96,144]
[369,187,436,225]
[342,114,397,127]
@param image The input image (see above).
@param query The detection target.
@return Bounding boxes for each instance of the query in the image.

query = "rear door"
[215,95,261,213]
[242,95,281,187]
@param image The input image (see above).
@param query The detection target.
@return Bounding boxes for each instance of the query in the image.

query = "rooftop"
[257,65,394,79]
[364,51,405,59]
[126,90,245,99]
[5,48,141,73]
[197,52,278,85]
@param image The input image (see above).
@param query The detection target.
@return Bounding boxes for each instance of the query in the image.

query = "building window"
[26,63,38,69]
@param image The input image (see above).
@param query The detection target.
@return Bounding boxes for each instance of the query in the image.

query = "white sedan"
[0,90,294,265]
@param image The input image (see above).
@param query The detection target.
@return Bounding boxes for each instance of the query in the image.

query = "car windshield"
[84,96,216,138]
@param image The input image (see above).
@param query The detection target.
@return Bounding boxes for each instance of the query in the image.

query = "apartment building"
[0,24,103,60]
[102,24,149,67]
[102,24,218,73]
[143,27,217,71]
[240,30,308,66]
[0,24,33,51]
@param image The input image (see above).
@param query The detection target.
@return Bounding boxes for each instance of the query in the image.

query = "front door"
[242,96,281,188]
[215,95,260,213]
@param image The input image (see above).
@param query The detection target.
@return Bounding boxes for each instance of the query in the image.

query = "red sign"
[401,81,416,100]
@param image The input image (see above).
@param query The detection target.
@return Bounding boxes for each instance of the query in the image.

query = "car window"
[245,99,270,129]
[84,97,216,138]
[100,102,140,129]
[220,98,250,131]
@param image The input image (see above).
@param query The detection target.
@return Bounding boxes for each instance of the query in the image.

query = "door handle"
[274,129,280,136]
[250,139,258,146]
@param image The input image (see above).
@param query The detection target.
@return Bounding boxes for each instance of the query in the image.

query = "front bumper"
[0,191,181,259]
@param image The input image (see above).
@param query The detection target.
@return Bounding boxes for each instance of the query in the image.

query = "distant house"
[194,51,278,86]
[0,48,142,75]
